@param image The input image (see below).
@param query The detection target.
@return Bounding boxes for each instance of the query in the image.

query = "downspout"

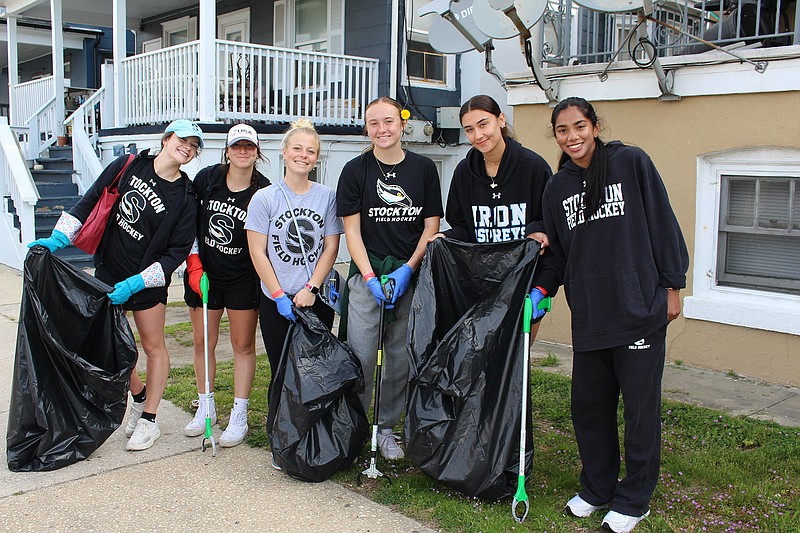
[389,0,399,99]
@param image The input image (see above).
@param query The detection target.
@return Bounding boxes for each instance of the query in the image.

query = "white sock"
[198,392,215,411]
[233,397,249,412]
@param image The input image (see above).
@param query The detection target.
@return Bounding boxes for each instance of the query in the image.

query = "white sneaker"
[184,402,216,437]
[125,419,161,451]
[565,494,610,518]
[219,409,248,447]
[271,455,282,471]
[601,510,650,533]
[124,400,146,437]
[377,428,405,460]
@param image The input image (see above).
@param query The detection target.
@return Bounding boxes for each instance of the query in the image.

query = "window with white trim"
[405,0,456,89]
[162,16,197,47]
[718,175,800,293]
[684,147,800,336]
[273,0,344,54]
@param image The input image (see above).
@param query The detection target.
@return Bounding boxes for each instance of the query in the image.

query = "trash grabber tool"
[512,294,551,523]
[200,273,217,456]
[359,275,396,484]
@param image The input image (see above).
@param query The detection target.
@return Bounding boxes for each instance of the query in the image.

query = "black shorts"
[94,265,167,311]
[183,275,259,311]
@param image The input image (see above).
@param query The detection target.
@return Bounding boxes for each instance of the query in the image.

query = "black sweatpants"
[571,325,667,517]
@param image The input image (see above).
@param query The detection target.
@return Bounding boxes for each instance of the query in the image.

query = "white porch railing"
[216,40,379,126]
[21,97,59,160]
[122,41,200,126]
[64,86,106,194]
[10,76,55,127]
[0,117,39,269]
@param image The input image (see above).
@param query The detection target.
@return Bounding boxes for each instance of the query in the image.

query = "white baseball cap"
[226,124,258,147]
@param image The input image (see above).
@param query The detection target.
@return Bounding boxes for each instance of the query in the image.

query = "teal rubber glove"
[529,288,547,321]
[28,229,69,253]
[386,264,413,304]
[275,294,296,322]
[366,276,391,308]
[108,274,146,305]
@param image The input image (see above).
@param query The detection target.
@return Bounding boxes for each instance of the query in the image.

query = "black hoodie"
[442,138,552,242]
[534,141,689,351]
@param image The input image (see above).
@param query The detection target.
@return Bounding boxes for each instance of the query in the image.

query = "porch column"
[7,15,18,125]
[197,0,217,122]
[112,0,127,128]
[51,0,65,136]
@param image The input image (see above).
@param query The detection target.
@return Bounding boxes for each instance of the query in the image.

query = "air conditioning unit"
[403,119,434,143]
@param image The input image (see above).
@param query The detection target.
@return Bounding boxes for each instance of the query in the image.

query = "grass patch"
[532,352,559,367]
[163,357,800,532]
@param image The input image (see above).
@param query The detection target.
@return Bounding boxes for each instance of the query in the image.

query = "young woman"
[182,124,270,448]
[336,97,443,460]
[533,97,689,533]
[246,119,342,415]
[431,94,553,335]
[30,119,202,451]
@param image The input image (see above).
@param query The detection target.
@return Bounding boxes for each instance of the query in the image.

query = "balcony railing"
[216,40,379,126]
[119,40,379,128]
[10,76,55,127]
[540,0,799,67]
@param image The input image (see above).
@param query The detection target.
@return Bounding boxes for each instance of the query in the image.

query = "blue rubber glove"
[386,264,413,304]
[366,276,390,307]
[108,274,146,305]
[28,229,69,252]
[275,294,296,322]
[529,288,547,321]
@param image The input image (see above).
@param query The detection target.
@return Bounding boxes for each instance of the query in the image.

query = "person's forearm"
[407,217,440,270]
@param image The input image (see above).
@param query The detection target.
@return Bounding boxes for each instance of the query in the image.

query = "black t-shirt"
[102,165,186,279]
[202,183,256,289]
[336,150,443,261]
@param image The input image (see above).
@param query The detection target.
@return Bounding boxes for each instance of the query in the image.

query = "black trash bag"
[405,238,539,499]
[7,248,137,472]
[268,307,369,482]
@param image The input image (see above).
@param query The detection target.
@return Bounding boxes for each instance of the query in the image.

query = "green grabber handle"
[513,295,533,522]
[200,272,210,305]
[538,296,552,313]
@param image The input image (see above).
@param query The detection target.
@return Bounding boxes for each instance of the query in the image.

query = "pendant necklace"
[485,159,501,188]
[375,152,403,180]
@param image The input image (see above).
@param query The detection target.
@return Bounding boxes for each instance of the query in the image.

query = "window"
[718,175,800,293]
[684,147,800,335]
[162,16,197,47]
[273,0,344,54]
[407,41,446,84]
[405,1,456,89]
[218,8,251,43]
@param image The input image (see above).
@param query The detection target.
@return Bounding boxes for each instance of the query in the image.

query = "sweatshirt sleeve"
[532,185,565,297]
[442,172,473,242]
[638,151,690,289]
[68,155,131,223]
[524,158,553,236]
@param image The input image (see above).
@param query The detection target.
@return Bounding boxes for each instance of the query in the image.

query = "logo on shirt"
[368,179,423,222]
[628,338,651,350]
[562,182,626,230]
[472,203,527,243]
[273,208,325,265]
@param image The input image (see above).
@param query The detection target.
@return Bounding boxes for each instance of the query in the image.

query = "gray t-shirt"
[245,180,343,297]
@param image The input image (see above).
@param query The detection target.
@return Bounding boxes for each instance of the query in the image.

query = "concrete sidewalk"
[0,261,798,532]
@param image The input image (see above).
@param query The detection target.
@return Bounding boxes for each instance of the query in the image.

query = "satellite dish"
[572,0,645,13]
[422,0,491,54]
[428,16,490,54]
[472,0,548,40]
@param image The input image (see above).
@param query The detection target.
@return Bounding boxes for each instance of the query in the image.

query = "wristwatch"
[304,282,319,295]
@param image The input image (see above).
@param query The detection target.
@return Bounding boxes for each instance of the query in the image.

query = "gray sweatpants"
[346,274,412,430]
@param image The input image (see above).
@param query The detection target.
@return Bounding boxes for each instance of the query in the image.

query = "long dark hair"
[551,97,608,218]
[459,95,515,139]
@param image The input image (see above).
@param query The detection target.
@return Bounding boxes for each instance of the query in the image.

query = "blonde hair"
[281,119,320,151]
